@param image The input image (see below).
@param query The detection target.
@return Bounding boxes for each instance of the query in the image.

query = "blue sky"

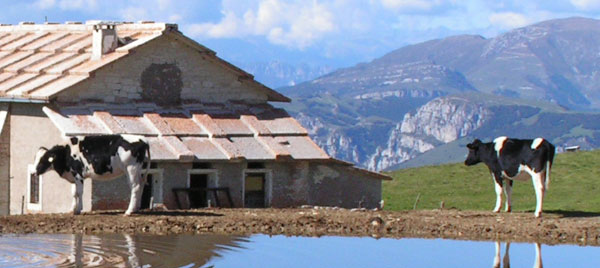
[3,0,600,68]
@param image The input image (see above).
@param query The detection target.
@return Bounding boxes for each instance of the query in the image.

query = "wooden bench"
[172,187,234,209]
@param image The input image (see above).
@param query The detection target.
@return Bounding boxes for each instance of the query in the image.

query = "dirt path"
[1,208,599,245]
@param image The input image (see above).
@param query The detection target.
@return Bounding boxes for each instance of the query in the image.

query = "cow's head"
[33,146,64,176]
[464,139,483,166]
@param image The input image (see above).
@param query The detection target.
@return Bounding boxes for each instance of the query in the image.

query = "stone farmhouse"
[0,21,390,215]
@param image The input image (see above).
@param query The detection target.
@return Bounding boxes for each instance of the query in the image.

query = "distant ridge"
[280,17,600,170]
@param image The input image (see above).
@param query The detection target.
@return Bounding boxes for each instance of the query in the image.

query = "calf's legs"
[71,178,84,215]
[125,166,145,216]
[504,180,512,212]
[491,172,503,213]
[529,171,546,218]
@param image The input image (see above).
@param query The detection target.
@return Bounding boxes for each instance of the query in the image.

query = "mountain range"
[271,17,600,171]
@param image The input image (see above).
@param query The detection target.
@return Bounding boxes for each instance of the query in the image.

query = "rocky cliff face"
[366,96,490,170]
[400,97,490,143]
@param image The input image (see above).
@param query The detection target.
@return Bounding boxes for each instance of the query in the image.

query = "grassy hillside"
[383,150,600,213]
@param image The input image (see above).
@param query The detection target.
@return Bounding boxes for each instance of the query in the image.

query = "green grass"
[383,150,600,214]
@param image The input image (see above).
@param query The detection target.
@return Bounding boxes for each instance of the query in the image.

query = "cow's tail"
[545,142,555,190]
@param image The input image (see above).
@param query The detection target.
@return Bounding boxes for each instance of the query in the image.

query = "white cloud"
[570,0,600,10]
[58,0,97,10]
[119,7,149,22]
[380,0,444,10]
[186,0,335,49]
[489,12,530,30]
[34,0,56,9]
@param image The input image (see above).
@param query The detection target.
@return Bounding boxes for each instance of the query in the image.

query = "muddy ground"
[1,208,600,245]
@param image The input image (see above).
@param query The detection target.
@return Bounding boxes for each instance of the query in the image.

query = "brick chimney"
[90,21,118,60]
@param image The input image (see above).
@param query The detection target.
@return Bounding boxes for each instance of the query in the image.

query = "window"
[242,169,272,208]
[187,168,218,208]
[27,164,42,211]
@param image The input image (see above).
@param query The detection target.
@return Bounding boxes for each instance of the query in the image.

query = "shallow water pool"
[0,233,598,267]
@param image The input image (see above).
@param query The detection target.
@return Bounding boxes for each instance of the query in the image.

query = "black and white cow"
[464,136,555,217]
[33,134,151,215]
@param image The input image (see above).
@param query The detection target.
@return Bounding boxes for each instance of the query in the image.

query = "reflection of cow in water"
[493,242,542,268]
[33,135,151,215]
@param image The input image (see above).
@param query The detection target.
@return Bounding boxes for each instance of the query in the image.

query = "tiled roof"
[43,103,330,161]
[0,21,289,102]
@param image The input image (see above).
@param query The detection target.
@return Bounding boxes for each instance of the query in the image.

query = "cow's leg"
[491,172,503,213]
[530,171,545,217]
[125,165,144,216]
[504,179,513,212]
[503,243,510,267]
[493,241,500,268]
[534,243,542,268]
[71,178,84,215]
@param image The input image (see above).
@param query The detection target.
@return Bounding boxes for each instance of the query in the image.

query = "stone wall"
[308,163,382,209]
[56,34,269,105]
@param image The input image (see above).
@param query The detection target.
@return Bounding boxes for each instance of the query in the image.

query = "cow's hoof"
[123,211,136,216]
[505,207,512,212]
[492,209,501,213]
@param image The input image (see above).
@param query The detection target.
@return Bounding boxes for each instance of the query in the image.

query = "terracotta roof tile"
[146,136,178,160]
[22,52,76,73]
[44,53,90,74]
[0,50,34,69]
[180,137,229,160]
[42,104,331,161]
[28,74,88,99]
[4,52,53,73]
[1,32,49,51]
[0,72,37,92]
[112,114,157,135]
[6,74,60,95]
[160,113,207,136]
[20,32,69,51]
[36,33,89,52]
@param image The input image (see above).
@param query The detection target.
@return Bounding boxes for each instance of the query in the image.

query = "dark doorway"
[140,174,153,209]
[189,174,208,208]
[244,173,265,208]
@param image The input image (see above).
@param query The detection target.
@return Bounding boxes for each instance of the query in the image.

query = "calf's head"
[33,146,67,176]
[464,139,483,166]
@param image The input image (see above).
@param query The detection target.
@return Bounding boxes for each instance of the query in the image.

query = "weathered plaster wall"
[56,34,268,105]
[0,105,10,215]
[268,161,310,208]
[9,104,91,214]
[308,163,382,209]
[154,162,192,209]
[211,162,245,208]
[91,159,381,211]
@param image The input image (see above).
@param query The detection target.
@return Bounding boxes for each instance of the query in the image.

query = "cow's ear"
[467,139,481,149]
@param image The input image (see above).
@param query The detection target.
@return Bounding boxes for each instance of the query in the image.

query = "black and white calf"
[33,134,151,215]
[464,136,555,217]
